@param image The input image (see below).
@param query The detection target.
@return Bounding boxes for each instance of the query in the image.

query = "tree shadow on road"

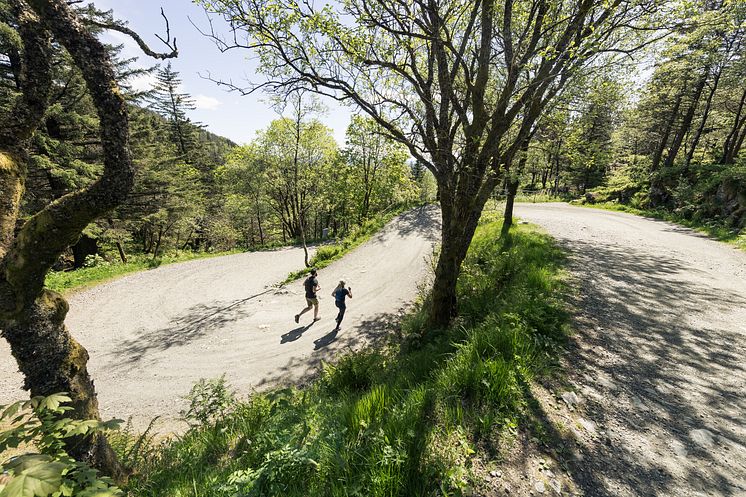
[373,204,441,243]
[255,310,405,388]
[108,289,273,368]
[541,237,746,496]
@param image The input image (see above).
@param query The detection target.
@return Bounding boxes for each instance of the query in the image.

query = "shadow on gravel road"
[380,204,441,242]
[255,310,405,388]
[549,238,746,496]
[109,289,273,367]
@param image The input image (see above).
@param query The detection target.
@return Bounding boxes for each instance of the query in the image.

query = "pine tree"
[149,62,200,160]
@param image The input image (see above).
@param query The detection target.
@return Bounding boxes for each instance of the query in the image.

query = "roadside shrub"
[309,244,343,265]
[83,253,110,268]
[283,204,417,283]
[0,394,122,497]
[321,351,384,394]
[221,445,318,497]
[587,162,648,205]
[181,375,235,426]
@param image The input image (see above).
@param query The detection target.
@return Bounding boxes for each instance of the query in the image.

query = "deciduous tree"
[198,0,665,327]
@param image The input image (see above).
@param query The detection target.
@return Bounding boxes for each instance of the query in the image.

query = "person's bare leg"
[296,305,312,322]
[313,303,320,320]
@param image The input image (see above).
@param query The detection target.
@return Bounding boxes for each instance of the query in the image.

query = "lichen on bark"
[0,0,139,481]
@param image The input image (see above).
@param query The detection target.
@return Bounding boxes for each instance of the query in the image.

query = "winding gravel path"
[3,201,744,495]
[0,206,440,430]
[515,203,746,497]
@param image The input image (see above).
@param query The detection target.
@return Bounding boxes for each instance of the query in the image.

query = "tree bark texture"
[723,89,746,164]
[428,177,493,326]
[0,0,144,480]
[502,179,520,236]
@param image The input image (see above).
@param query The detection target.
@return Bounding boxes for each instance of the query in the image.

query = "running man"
[295,269,321,323]
[332,280,352,330]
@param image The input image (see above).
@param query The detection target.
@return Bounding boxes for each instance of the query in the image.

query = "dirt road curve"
[0,206,440,429]
[515,203,746,497]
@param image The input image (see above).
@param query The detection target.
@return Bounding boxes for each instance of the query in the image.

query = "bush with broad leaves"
[0,393,122,497]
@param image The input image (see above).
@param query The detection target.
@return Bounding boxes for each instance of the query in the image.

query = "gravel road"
[3,201,743,495]
[514,203,746,497]
[0,205,440,430]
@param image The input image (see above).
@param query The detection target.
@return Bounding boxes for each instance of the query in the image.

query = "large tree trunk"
[1,290,123,480]
[72,234,99,268]
[502,179,520,236]
[427,183,487,328]
[0,0,173,480]
[429,233,462,326]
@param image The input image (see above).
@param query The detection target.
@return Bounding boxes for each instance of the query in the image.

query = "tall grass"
[124,214,569,497]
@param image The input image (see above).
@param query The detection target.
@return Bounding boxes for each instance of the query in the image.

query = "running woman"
[332,280,352,330]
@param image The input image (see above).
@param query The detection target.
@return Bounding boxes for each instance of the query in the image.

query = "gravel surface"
[0,206,440,430]
[514,203,746,497]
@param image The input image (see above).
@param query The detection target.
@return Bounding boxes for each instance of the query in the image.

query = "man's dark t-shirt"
[304,276,318,299]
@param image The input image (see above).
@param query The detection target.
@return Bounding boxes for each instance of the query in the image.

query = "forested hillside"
[3,7,430,273]
[511,1,746,232]
[1,1,745,496]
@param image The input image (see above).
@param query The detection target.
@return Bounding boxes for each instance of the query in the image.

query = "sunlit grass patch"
[45,249,245,293]
[123,215,570,496]
[284,204,416,283]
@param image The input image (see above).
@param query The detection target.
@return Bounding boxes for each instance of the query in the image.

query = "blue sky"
[89,0,352,145]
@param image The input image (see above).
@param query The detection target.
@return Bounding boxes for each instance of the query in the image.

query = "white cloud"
[194,94,222,110]
[129,73,157,93]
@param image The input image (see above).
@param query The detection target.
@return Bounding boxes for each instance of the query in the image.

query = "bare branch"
[88,7,177,59]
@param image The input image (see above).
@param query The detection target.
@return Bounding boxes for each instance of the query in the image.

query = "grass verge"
[283,204,417,283]
[577,201,746,251]
[122,212,570,497]
[45,249,244,294]
[47,206,418,294]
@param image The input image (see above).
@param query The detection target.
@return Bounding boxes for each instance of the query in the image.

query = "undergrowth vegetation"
[121,214,569,496]
[284,205,414,282]
[0,394,122,497]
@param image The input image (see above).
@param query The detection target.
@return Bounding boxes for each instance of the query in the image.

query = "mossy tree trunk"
[0,0,175,480]
[1,291,122,475]
[428,162,497,327]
